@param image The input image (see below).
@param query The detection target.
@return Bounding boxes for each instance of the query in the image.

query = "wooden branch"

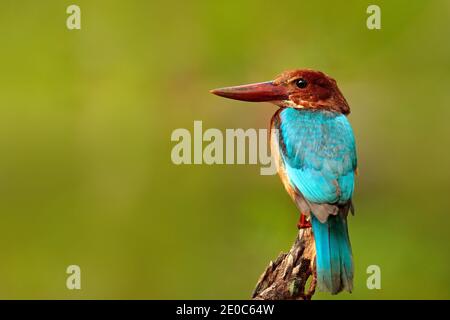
[252,228,317,300]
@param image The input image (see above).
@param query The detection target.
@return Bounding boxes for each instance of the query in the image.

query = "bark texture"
[252,228,316,300]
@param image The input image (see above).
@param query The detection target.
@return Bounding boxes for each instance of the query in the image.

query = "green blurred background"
[0,0,449,299]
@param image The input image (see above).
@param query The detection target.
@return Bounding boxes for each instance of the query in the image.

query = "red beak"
[210,81,288,102]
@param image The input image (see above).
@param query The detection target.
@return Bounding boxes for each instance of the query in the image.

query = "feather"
[277,108,356,205]
[312,214,353,294]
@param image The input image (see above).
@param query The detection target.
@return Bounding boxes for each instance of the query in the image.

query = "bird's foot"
[297,213,311,229]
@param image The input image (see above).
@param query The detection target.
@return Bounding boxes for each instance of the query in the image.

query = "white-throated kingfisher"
[211,69,356,294]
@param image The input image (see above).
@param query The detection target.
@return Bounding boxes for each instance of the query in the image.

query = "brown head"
[210,69,350,114]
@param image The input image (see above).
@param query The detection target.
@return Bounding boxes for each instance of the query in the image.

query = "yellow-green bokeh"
[0,0,449,299]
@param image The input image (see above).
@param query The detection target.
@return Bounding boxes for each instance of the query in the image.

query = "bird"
[210,69,357,294]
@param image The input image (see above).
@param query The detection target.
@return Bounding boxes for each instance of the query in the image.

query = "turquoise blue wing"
[276,108,357,204]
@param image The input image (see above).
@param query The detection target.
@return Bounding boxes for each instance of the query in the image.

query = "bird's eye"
[295,78,308,89]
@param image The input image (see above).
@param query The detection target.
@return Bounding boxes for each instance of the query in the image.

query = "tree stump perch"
[252,228,317,300]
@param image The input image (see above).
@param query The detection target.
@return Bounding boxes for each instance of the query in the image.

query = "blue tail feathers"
[311,214,353,294]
